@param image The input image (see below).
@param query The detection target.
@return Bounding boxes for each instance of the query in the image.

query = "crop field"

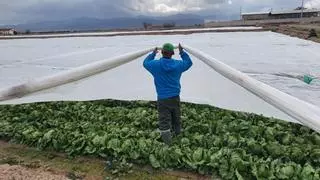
[0,100,320,179]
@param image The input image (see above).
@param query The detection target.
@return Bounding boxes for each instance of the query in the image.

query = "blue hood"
[160,58,180,72]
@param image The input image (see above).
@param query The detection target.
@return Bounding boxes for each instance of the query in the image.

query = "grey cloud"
[0,0,316,24]
[17,1,132,20]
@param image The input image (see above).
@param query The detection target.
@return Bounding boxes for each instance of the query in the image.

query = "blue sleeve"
[143,52,156,73]
[180,50,193,72]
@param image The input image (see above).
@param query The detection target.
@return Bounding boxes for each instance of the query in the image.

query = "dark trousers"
[157,96,181,136]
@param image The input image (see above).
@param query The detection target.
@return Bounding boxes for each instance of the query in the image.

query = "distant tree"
[163,22,175,28]
[25,29,31,34]
[143,22,152,30]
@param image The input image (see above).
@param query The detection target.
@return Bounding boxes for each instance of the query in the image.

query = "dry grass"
[265,23,320,43]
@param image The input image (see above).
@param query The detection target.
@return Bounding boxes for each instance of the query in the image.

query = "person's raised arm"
[179,44,192,72]
[143,47,158,71]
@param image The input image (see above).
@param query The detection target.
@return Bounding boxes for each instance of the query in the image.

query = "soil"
[264,24,320,43]
[0,141,213,180]
[0,164,69,180]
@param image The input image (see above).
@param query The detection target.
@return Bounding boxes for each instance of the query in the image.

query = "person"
[143,43,193,144]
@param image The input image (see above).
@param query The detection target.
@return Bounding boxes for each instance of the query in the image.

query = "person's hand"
[153,47,158,54]
[178,43,183,53]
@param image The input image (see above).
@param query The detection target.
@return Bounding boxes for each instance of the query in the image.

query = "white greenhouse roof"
[242,9,320,16]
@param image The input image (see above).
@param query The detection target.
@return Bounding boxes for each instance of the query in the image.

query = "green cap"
[162,43,175,52]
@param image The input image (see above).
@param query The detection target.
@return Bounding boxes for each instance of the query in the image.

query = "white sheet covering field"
[0,27,262,39]
[1,31,320,122]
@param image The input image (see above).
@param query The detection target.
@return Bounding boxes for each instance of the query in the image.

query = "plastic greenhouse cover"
[1,31,320,123]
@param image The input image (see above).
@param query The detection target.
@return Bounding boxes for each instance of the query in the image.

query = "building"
[0,28,17,35]
[242,9,320,21]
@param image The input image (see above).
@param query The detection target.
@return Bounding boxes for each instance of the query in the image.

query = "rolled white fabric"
[0,47,154,102]
[184,45,320,133]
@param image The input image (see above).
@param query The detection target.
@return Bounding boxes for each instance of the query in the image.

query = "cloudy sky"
[1,0,320,25]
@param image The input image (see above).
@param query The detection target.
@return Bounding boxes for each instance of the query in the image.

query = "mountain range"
[2,14,207,32]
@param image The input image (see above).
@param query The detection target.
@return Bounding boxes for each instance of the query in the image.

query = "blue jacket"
[143,51,193,100]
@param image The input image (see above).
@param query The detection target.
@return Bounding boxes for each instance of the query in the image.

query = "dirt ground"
[0,164,69,180]
[264,23,320,43]
[0,141,212,180]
